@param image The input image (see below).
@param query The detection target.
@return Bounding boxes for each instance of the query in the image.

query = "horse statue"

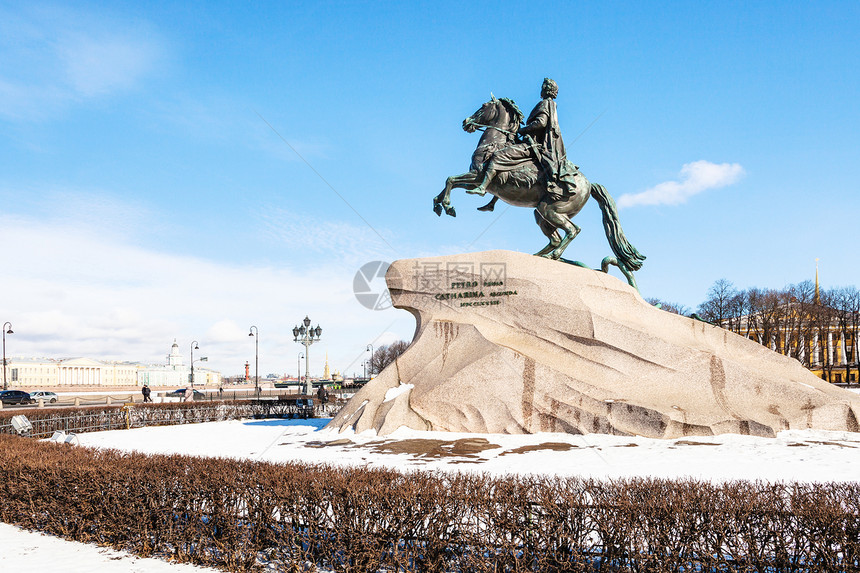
[432,94,646,290]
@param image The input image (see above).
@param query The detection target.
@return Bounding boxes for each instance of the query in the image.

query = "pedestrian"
[316,384,328,405]
[141,384,152,403]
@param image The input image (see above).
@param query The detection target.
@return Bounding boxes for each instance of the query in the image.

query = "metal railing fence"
[0,397,344,439]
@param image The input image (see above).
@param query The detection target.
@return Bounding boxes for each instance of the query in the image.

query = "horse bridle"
[469,122,519,137]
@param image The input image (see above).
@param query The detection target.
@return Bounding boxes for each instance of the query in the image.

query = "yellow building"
[719,272,858,384]
[3,341,222,388]
[5,357,139,387]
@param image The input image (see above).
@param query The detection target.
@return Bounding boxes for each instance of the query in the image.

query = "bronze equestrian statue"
[433,78,645,290]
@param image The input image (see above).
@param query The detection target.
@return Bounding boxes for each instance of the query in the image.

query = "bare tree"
[730,289,750,336]
[847,287,860,386]
[369,340,411,375]
[776,283,803,359]
[785,281,816,366]
[831,286,860,385]
[744,287,763,341]
[697,279,739,327]
[810,289,836,382]
[746,288,783,350]
[647,298,691,316]
[691,278,860,382]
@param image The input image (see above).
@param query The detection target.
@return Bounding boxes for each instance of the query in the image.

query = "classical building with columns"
[3,340,221,388]
[5,357,139,387]
[722,304,858,384]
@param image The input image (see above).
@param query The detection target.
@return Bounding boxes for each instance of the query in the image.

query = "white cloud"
[258,207,399,264]
[0,6,165,120]
[58,32,162,97]
[617,160,745,209]
[206,320,249,344]
[0,214,415,378]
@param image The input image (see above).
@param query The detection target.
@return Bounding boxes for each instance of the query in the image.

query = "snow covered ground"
[3,403,860,571]
[0,523,221,573]
[64,417,860,483]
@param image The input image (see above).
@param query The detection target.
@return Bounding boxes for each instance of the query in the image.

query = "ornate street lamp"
[190,340,199,387]
[366,343,374,377]
[293,316,322,395]
[249,326,259,394]
[2,322,12,391]
[297,352,304,386]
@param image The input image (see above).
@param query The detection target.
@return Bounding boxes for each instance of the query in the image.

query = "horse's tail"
[589,183,646,272]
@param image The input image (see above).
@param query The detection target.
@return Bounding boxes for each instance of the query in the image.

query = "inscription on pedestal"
[412,260,519,308]
[433,280,517,308]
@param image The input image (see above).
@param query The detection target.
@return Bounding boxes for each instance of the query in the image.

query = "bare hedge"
[1,434,858,572]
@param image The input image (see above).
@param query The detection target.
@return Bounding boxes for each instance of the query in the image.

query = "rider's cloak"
[486,97,576,199]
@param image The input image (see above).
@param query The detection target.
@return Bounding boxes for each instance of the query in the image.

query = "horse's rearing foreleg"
[433,176,458,217]
[432,189,447,216]
[434,172,480,217]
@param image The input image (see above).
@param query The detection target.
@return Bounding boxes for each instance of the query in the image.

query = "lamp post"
[190,340,199,387]
[292,316,322,395]
[366,344,374,377]
[2,322,12,391]
[249,326,259,394]
[297,352,304,386]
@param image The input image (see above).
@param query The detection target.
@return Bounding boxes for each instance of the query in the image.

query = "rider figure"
[472,78,575,211]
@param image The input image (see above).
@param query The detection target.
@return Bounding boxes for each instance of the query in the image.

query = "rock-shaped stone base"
[327,251,860,438]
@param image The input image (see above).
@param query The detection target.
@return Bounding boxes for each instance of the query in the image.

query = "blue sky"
[1,1,858,377]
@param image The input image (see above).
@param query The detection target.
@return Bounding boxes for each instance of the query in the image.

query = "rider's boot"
[469,181,488,196]
[477,197,498,212]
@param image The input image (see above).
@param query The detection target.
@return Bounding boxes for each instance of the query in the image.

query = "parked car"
[164,388,205,401]
[0,390,34,405]
[29,391,59,403]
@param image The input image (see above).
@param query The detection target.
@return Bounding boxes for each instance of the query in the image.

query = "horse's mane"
[499,98,524,128]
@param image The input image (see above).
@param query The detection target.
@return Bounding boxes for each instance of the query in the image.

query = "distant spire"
[814,258,820,305]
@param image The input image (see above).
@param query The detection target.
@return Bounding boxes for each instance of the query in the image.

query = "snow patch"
[343,400,369,422]
[384,383,414,403]
[70,420,860,483]
[0,522,222,572]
